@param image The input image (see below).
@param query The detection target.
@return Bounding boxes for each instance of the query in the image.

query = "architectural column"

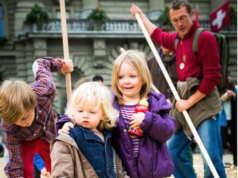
[93,39,106,68]
[81,0,98,19]
[33,39,47,59]
[25,41,35,83]
[15,42,27,81]
[14,1,45,37]
[148,0,165,20]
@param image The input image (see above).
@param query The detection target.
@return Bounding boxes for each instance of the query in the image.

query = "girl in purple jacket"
[58,50,176,178]
[110,50,176,178]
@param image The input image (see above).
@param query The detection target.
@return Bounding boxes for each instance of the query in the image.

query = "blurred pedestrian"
[92,75,104,85]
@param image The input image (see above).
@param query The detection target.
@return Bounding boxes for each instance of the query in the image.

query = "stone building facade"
[0,0,237,114]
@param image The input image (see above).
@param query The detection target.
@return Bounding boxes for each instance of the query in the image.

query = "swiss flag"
[210,0,230,32]
[195,4,199,23]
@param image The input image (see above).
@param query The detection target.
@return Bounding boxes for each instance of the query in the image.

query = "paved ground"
[0,153,236,178]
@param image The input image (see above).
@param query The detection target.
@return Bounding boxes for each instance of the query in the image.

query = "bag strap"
[175,37,179,50]
[193,28,205,53]
[174,28,205,51]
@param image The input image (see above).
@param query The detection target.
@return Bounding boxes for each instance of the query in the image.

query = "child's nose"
[83,112,89,118]
[124,77,130,84]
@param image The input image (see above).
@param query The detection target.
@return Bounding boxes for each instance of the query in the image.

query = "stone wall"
[99,0,148,19]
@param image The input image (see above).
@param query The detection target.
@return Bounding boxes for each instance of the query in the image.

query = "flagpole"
[59,0,72,101]
[135,13,220,178]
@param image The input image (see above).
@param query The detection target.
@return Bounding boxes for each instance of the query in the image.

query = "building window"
[0,4,5,37]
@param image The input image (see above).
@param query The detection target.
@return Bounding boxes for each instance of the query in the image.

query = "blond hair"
[111,50,153,105]
[0,79,37,125]
[66,82,118,131]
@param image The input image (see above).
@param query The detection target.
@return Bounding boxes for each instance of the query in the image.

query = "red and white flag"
[195,3,199,23]
[210,0,230,32]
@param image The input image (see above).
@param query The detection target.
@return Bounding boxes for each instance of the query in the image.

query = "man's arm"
[130,4,177,52]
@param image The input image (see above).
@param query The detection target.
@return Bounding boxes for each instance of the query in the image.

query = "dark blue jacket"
[69,124,116,178]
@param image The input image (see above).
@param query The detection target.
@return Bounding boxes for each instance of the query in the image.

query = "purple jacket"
[56,91,176,178]
[111,91,176,178]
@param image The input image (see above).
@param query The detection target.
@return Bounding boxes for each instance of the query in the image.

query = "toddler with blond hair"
[51,82,125,178]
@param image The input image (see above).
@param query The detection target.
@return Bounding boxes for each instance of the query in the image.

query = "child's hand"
[41,167,51,178]
[61,59,74,75]
[58,122,74,135]
[130,112,145,128]
[123,175,130,178]
[221,93,228,101]
[226,89,236,97]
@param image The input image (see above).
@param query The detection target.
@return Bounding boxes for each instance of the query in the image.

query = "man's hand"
[130,4,143,20]
[129,112,145,128]
[61,59,74,75]
[175,99,192,112]
[176,90,206,112]
[58,122,74,135]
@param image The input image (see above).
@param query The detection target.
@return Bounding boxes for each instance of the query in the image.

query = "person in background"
[92,75,104,85]
[218,71,237,167]
[147,25,177,103]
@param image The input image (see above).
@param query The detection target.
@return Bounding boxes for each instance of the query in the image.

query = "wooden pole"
[59,0,72,101]
[135,13,219,178]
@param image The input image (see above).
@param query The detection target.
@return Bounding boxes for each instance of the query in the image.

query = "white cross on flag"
[210,0,230,32]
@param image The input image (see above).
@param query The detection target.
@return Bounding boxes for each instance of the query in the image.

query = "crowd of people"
[0,0,236,178]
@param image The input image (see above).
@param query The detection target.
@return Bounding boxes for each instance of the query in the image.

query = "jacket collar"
[51,133,79,150]
[77,125,111,143]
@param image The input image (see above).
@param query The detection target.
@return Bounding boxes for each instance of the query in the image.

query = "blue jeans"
[167,115,226,178]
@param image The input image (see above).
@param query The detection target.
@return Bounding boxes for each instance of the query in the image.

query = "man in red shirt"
[130,0,226,178]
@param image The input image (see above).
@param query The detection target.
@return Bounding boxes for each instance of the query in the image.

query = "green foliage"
[0,37,8,45]
[158,6,172,28]
[26,4,49,30]
[87,6,108,30]
[229,6,237,26]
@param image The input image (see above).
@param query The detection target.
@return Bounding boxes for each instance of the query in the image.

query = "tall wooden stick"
[59,0,72,101]
[135,13,219,178]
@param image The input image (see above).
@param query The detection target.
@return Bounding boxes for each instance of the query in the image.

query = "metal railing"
[24,19,236,33]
